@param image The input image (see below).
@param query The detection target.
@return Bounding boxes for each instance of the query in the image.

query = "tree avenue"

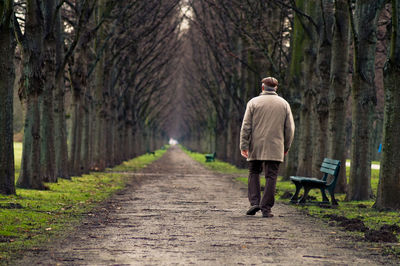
[0,0,181,192]
[0,0,399,210]
[0,0,15,195]
[177,0,399,210]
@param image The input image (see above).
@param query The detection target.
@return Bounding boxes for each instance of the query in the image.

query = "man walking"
[240,77,295,218]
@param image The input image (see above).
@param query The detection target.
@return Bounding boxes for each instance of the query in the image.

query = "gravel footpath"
[15,146,397,265]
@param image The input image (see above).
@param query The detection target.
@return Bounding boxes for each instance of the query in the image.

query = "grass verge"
[0,148,167,263]
[184,147,400,259]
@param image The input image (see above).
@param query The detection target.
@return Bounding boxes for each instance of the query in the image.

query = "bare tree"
[16,0,46,189]
[327,0,350,193]
[347,0,385,200]
[375,0,400,210]
[0,0,16,194]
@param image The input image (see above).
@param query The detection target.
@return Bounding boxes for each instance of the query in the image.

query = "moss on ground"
[0,147,167,262]
[184,148,400,258]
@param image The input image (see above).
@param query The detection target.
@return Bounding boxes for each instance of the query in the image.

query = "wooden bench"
[290,158,341,205]
[205,152,216,162]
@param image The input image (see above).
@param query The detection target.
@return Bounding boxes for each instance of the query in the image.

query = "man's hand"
[241,150,249,158]
[284,150,289,156]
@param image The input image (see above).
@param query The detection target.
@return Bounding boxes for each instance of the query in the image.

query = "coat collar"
[260,90,277,96]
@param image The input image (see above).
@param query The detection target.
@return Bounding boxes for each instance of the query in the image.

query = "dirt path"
[16,146,396,265]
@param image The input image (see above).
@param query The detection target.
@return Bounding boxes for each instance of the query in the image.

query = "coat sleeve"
[284,103,295,152]
[240,102,252,151]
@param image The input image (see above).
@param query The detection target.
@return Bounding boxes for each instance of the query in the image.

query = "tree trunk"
[296,1,317,177]
[104,94,113,167]
[0,5,16,194]
[69,29,90,175]
[54,72,69,179]
[375,0,400,210]
[54,7,69,179]
[283,0,305,179]
[17,0,46,189]
[312,0,333,177]
[93,45,106,170]
[283,104,300,180]
[327,0,350,193]
[69,91,83,176]
[18,94,45,189]
[230,116,245,167]
[41,0,58,182]
[89,99,96,166]
[40,87,56,182]
[215,120,228,161]
[347,0,384,200]
[369,114,383,161]
[81,96,91,174]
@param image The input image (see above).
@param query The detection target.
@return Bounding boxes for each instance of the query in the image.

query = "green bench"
[146,150,155,155]
[205,152,216,162]
[290,158,341,205]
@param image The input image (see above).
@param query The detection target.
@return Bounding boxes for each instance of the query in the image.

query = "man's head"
[261,77,278,91]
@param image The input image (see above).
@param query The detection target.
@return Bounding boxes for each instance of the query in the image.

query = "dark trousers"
[248,160,280,213]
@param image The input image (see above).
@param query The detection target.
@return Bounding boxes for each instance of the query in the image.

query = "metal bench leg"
[299,186,311,204]
[327,188,338,205]
[320,188,329,203]
[290,182,302,203]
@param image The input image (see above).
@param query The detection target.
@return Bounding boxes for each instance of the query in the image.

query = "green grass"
[184,147,400,258]
[14,142,22,178]
[0,147,167,262]
[110,148,168,172]
[346,159,381,166]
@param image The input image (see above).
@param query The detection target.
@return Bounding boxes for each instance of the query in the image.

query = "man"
[240,77,295,218]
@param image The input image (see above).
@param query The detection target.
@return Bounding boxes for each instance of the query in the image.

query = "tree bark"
[18,94,44,189]
[81,95,91,174]
[17,0,46,190]
[347,0,384,200]
[215,119,228,161]
[69,89,83,176]
[327,0,350,193]
[54,5,69,179]
[283,0,305,180]
[41,0,58,182]
[296,1,318,177]
[375,0,400,210]
[69,39,90,176]
[0,0,16,194]
[92,0,106,170]
[312,0,333,177]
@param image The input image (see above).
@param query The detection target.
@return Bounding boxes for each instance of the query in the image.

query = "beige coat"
[240,91,295,162]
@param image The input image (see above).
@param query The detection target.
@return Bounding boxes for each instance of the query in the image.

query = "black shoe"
[246,205,260,215]
[262,212,274,218]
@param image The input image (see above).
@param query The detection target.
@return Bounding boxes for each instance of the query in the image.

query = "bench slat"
[321,162,339,170]
[290,176,326,183]
[320,167,336,175]
[323,158,340,165]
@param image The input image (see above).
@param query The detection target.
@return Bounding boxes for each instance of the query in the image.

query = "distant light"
[169,138,178,145]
